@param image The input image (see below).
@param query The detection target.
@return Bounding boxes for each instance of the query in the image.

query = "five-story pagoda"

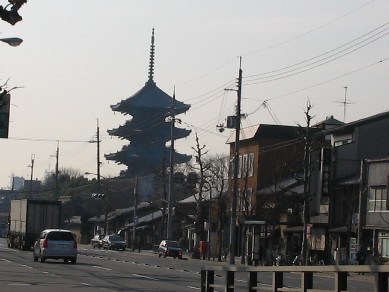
[105,29,191,178]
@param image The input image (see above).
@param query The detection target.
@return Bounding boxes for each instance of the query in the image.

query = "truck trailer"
[7,199,62,250]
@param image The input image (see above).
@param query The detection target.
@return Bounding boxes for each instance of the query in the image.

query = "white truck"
[7,199,62,250]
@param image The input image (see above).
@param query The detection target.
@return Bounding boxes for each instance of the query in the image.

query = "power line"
[260,58,387,103]
[7,137,91,143]
[242,0,377,57]
[244,23,389,84]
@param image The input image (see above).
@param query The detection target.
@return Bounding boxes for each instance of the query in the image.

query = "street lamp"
[0,37,23,47]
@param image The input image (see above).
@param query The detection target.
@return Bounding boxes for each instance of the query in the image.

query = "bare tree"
[206,153,229,261]
[189,133,211,242]
[301,100,314,265]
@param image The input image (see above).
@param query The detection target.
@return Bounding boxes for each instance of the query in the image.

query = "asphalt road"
[0,238,378,291]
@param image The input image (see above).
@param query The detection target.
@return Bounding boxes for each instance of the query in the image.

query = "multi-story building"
[327,111,389,264]
[225,116,348,265]
[226,124,307,264]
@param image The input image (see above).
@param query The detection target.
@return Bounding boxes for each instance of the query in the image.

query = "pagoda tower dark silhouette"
[105,29,191,178]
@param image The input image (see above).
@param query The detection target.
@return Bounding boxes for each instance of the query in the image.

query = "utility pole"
[132,176,138,251]
[55,142,59,200]
[229,57,242,265]
[97,119,101,188]
[29,154,35,197]
[167,88,176,240]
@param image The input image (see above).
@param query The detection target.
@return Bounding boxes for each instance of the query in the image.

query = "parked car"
[102,234,127,251]
[33,229,77,264]
[158,239,182,259]
[90,234,103,248]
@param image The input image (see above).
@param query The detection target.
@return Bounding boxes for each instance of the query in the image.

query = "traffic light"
[0,90,11,138]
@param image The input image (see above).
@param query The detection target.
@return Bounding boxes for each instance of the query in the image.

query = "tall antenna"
[148,28,155,81]
[335,86,353,122]
[342,86,348,122]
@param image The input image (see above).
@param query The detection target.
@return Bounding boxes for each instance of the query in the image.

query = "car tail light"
[73,240,77,249]
[42,239,48,248]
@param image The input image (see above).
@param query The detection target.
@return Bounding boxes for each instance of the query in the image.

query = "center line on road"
[132,274,159,281]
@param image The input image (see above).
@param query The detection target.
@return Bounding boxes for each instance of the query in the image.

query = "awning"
[329,226,348,233]
[283,226,304,233]
[336,176,360,186]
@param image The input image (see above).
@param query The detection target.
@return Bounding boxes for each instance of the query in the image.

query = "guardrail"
[200,265,389,292]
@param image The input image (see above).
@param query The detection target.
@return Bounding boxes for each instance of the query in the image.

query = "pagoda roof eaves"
[111,80,190,113]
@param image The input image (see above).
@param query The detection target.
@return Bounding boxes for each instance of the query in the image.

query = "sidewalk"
[81,244,374,282]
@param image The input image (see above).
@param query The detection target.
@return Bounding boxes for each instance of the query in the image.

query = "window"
[246,188,253,211]
[237,189,243,211]
[242,154,248,177]
[248,153,254,177]
[237,188,253,212]
[368,186,388,212]
[378,232,389,257]
[238,155,242,178]
[47,231,74,241]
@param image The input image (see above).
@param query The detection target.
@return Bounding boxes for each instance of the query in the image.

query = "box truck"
[7,199,62,250]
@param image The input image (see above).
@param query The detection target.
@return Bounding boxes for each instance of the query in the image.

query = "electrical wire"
[176,57,238,88]
[242,0,377,57]
[184,79,236,104]
[245,22,389,80]
[255,57,388,104]
[244,24,389,84]
[7,137,90,143]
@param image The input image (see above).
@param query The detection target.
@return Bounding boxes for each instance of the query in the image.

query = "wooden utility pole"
[229,57,242,265]
[29,154,35,197]
[97,119,101,188]
[55,142,59,200]
[132,176,138,251]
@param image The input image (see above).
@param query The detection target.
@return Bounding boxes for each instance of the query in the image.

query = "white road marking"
[132,273,159,281]
[93,265,112,271]
[187,286,200,290]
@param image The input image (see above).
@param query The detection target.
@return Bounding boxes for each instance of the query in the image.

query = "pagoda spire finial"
[148,28,155,81]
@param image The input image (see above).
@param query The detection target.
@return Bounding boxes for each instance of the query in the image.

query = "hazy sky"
[0,1,388,189]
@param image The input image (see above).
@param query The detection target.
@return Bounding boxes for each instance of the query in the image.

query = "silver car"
[33,229,77,264]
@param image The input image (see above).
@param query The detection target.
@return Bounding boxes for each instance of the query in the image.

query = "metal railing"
[201,264,389,292]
